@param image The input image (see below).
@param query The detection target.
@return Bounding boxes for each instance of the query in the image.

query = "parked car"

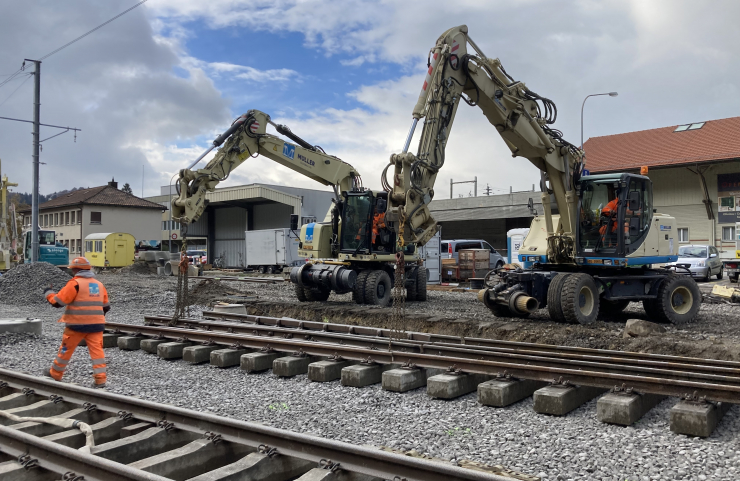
[668,245,723,281]
[723,258,739,283]
[186,250,207,265]
[441,239,505,270]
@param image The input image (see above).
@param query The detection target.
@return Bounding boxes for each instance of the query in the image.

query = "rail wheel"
[478,289,526,318]
[353,270,370,304]
[546,273,568,323]
[415,266,427,301]
[294,283,308,302]
[304,286,330,302]
[643,274,701,324]
[561,273,599,324]
[364,270,392,306]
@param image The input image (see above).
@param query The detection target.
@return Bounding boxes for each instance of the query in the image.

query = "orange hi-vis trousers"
[49,328,106,385]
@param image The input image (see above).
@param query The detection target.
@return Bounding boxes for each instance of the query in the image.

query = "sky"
[1,0,738,198]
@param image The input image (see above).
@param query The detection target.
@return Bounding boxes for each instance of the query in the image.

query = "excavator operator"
[371,198,387,247]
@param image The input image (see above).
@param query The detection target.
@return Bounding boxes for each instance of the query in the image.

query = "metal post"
[28,60,41,263]
[581,92,618,149]
[474,176,477,197]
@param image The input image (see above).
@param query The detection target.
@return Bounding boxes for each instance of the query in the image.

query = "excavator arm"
[385,25,583,262]
[172,110,361,230]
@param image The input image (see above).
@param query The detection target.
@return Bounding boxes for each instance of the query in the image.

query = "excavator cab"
[339,191,396,255]
[576,173,653,259]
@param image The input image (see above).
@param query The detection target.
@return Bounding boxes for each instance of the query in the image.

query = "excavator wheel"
[546,273,568,323]
[364,270,392,307]
[353,270,370,304]
[304,286,330,302]
[560,273,600,324]
[643,274,701,324]
[294,283,308,302]
[415,266,427,301]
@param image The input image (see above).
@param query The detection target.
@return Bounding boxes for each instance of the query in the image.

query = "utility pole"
[27,59,41,263]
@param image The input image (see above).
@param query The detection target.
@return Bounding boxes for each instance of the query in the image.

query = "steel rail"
[0,368,512,481]
[106,323,740,403]
[142,316,740,383]
[0,424,169,481]
[205,310,740,370]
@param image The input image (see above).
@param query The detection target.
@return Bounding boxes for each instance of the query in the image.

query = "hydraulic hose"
[0,409,95,453]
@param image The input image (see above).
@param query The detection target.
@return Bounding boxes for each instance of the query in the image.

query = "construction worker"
[43,257,110,388]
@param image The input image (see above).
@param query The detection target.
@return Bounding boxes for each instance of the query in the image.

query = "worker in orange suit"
[599,197,620,238]
[43,257,110,388]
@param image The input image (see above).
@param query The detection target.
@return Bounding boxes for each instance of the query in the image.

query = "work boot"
[41,369,56,380]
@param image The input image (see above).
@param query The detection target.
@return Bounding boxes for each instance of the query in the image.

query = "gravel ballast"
[0,262,71,305]
[0,272,738,480]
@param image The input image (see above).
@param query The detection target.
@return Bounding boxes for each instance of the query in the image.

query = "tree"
[121,183,133,195]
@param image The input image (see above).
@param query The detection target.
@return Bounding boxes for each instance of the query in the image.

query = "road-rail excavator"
[391,25,701,324]
[173,24,701,323]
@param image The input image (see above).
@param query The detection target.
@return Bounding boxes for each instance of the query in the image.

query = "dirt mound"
[188,278,244,306]
[0,262,71,305]
[118,262,152,275]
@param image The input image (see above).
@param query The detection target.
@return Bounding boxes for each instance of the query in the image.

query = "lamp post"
[581,92,618,150]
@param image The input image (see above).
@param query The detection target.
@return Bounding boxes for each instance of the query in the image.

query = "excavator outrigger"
[389,25,701,324]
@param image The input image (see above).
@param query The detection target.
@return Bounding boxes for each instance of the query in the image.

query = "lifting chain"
[390,208,407,348]
[171,238,190,325]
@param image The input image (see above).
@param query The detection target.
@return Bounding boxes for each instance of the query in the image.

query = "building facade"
[20,181,164,257]
[585,117,740,259]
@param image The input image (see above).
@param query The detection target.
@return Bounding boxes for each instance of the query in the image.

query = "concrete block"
[183,345,220,364]
[187,451,313,481]
[0,319,42,336]
[296,467,382,481]
[597,392,666,426]
[103,332,122,348]
[427,373,491,400]
[1,400,74,424]
[478,379,548,407]
[92,427,198,464]
[273,356,320,377]
[0,392,42,410]
[157,341,192,360]
[212,304,247,315]
[533,384,606,416]
[140,338,168,354]
[118,336,143,351]
[211,348,250,368]
[382,367,445,393]
[341,363,400,388]
[308,360,353,382]
[121,422,154,438]
[670,400,732,437]
[241,352,282,373]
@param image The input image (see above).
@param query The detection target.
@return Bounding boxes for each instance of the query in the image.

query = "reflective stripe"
[93,367,107,374]
[51,363,66,372]
[63,309,105,316]
[53,296,67,306]
[69,301,105,307]
[91,358,106,365]
[55,357,69,365]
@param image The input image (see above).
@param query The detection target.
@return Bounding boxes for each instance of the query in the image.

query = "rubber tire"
[294,283,308,302]
[495,261,504,270]
[258,266,266,274]
[717,266,723,280]
[266,265,275,275]
[647,274,701,324]
[364,270,392,307]
[415,267,427,301]
[353,270,370,304]
[406,267,418,302]
[304,286,330,302]
[560,273,600,325]
[547,273,568,323]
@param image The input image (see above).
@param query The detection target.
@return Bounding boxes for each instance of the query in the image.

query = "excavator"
[171,110,428,306]
[389,25,701,324]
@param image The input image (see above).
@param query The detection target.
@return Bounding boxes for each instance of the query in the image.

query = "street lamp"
[581,92,618,149]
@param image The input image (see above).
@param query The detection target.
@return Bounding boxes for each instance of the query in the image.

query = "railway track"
[103,313,739,438]
[0,368,519,481]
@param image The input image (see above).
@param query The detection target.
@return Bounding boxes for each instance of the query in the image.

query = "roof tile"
[584,116,740,173]
[18,185,164,213]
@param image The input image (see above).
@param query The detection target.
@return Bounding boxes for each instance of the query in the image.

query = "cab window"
[624,178,652,249]
[482,242,496,253]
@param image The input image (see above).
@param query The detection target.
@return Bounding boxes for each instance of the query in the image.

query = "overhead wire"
[0,73,32,109]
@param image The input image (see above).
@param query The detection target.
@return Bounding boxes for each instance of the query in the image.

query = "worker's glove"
[43,287,54,297]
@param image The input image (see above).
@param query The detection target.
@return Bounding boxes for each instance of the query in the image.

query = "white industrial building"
[146,183,334,267]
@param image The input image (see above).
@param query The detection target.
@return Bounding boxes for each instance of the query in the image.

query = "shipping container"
[245,228,302,274]
[418,229,442,284]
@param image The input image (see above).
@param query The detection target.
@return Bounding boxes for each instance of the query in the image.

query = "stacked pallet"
[442,258,458,281]
[458,249,489,280]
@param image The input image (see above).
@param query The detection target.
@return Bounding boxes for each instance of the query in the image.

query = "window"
[455,242,481,252]
[94,241,103,252]
[688,122,705,130]
[77,211,81,224]
[674,125,689,132]
[71,211,75,224]
[678,228,689,243]
[723,226,736,242]
[482,242,497,254]
[65,212,70,225]
[71,239,75,252]
[719,196,735,212]
[54,213,59,225]
[90,211,102,224]
[85,241,92,253]
[710,247,719,256]
[162,221,167,230]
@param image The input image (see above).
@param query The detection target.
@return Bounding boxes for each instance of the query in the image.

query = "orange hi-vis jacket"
[46,277,110,325]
